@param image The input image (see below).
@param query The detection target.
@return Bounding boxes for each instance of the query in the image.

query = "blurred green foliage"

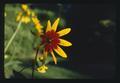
[4,4,90,79]
[99,19,113,28]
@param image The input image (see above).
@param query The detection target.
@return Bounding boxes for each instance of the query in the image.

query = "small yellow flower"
[16,4,31,24]
[16,12,22,21]
[32,17,39,25]
[37,65,48,73]
[21,16,31,24]
[32,16,43,35]
[40,18,72,64]
[21,4,28,11]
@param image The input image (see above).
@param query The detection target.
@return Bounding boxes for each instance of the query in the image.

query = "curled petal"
[50,51,57,64]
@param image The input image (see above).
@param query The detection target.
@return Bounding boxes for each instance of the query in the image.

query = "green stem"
[4,20,22,53]
[32,47,39,79]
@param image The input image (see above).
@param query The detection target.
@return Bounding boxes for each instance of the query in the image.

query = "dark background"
[31,3,116,79]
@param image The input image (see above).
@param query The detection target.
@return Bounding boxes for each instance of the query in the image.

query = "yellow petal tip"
[57,28,71,37]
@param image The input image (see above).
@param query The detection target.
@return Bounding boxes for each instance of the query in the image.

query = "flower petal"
[26,10,31,16]
[57,28,71,37]
[50,51,57,64]
[46,20,51,32]
[36,24,43,33]
[24,16,30,24]
[21,4,28,11]
[54,45,67,58]
[59,39,72,47]
[16,12,22,21]
[51,18,60,31]
[37,65,48,73]
[32,17,39,24]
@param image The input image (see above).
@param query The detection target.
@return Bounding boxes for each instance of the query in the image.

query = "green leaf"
[4,60,22,78]
[4,67,13,79]
[11,70,26,78]
[99,19,112,28]
[34,65,91,79]
[12,65,91,79]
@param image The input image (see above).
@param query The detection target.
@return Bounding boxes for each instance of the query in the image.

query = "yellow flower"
[37,65,48,73]
[16,4,31,24]
[21,16,31,24]
[16,12,31,24]
[16,12,22,21]
[32,16,43,35]
[40,18,72,64]
[21,4,28,11]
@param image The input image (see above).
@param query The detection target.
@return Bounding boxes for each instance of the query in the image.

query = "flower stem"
[4,20,22,53]
[32,47,39,79]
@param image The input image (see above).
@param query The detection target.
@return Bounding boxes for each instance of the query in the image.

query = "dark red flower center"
[41,30,60,52]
